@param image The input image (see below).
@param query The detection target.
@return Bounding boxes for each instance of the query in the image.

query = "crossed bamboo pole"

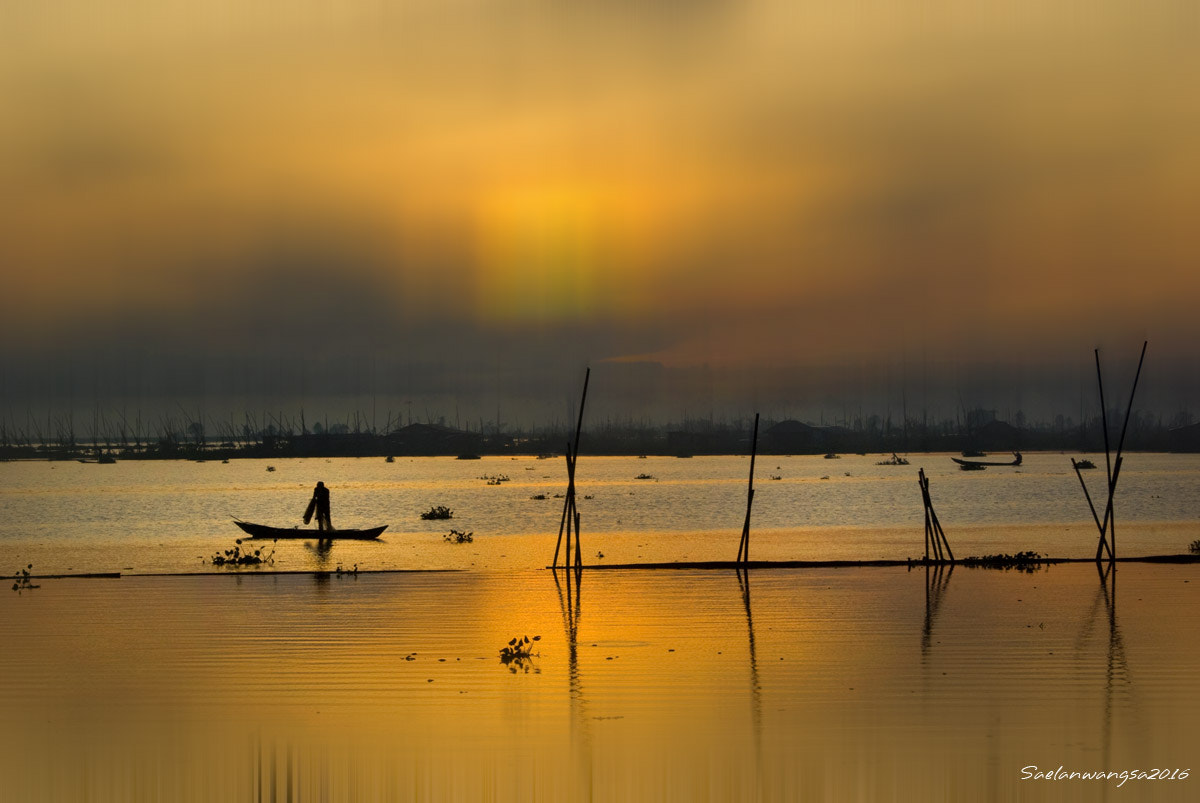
[1073,342,1147,563]
[918,468,953,563]
[552,368,590,571]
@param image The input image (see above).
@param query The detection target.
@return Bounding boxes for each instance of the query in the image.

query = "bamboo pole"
[1105,341,1148,561]
[1096,349,1113,492]
[1086,342,1147,563]
[1072,458,1114,560]
[553,445,574,568]
[918,469,952,563]
[552,369,591,569]
[736,414,759,564]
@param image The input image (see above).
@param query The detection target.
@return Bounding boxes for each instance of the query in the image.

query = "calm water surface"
[1,564,1197,801]
[1,453,1198,575]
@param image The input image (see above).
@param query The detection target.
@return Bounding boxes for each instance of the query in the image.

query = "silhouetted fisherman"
[304,481,333,531]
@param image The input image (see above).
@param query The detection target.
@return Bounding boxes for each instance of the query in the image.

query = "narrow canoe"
[233,520,388,540]
[951,452,1022,467]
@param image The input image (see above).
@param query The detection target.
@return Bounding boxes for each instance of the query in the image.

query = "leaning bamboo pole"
[918,469,953,563]
[735,414,759,564]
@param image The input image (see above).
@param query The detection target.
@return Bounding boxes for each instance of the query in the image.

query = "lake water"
[1,564,1197,801]
[1,452,1198,575]
[1,453,1198,801]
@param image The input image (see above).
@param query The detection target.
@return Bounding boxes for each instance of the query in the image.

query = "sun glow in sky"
[2,1,1198,418]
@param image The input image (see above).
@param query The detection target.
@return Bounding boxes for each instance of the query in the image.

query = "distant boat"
[952,452,1022,468]
[961,450,986,458]
[78,454,116,464]
[824,453,841,459]
[456,454,482,460]
[233,520,387,540]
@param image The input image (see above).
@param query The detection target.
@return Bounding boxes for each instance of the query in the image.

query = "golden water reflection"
[1,564,1197,801]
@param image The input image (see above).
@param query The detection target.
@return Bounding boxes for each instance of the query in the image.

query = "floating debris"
[444,529,474,543]
[635,473,655,480]
[876,453,909,466]
[420,505,454,520]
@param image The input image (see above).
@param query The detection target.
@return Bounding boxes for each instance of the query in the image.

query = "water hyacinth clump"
[444,529,474,543]
[12,564,38,592]
[211,539,275,567]
[960,551,1046,573]
[499,635,541,673]
[420,505,453,520]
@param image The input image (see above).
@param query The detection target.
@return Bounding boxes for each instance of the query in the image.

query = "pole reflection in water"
[921,563,954,657]
[553,566,592,796]
[1095,562,1131,803]
[735,567,763,797]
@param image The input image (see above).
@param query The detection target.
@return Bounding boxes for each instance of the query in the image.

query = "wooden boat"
[952,452,1022,468]
[233,520,387,540]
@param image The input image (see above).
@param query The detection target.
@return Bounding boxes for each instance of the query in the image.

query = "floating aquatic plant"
[12,564,38,592]
[211,539,275,567]
[420,505,454,520]
[499,635,541,672]
[444,529,474,543]
[960,551,1045,573]
[635,473,655,480]
[1189,539,1200,554]
[480,474,509,484]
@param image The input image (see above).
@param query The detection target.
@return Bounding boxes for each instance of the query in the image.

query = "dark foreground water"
[1,563,1197,801]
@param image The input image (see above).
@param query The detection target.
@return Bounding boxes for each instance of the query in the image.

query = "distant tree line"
[3,406,1200,460]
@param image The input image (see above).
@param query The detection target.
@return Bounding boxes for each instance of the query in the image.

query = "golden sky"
[2,2,1197,415]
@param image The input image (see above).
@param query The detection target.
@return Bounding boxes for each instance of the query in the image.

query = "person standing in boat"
[305,481,333,531]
